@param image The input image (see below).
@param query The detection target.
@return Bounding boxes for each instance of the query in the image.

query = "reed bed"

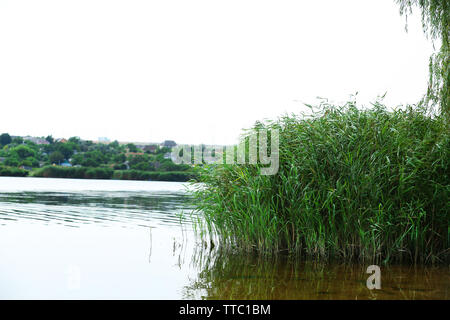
[191,100,449,264]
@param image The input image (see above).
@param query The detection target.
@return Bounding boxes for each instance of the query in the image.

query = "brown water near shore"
[183,249,450,299]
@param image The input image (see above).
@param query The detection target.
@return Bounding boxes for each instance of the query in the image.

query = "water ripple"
[0,190,196,229]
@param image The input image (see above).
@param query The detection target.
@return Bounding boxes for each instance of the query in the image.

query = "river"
[0,177,448,299]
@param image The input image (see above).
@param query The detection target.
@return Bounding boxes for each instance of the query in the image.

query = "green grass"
[0,165,29,177]
[32,166,114,179]
[31,165,197,182]
[113,169,197,182]
[191,100,449,264]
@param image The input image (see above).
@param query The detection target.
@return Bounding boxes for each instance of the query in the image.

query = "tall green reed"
[191,100,449,264]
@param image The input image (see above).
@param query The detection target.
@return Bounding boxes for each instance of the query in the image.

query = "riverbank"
[0,165,197,182]
[0,165,28,177]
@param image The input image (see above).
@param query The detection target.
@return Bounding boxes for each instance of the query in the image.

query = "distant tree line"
[0,133,195,181]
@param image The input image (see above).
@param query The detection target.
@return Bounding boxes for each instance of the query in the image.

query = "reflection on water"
[0,189,193,228]
[0,177,448,300]
[182,248,450,300]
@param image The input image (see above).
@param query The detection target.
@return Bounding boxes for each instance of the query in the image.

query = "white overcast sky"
[0,0,432,145]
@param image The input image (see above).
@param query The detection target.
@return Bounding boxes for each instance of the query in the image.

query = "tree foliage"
[396,0,449,118]
[49,151,64,164]
[127,143,138,153]
[45,135,54,144]
[0,134,192,181]
[12,145,36,159]
[0,133,12,146]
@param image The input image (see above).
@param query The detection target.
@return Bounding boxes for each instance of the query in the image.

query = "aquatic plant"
[192,100,449,264]
[0,165,29,177]
[31,165,197,182]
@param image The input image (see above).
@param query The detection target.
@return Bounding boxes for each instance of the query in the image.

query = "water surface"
[0,177,448,299]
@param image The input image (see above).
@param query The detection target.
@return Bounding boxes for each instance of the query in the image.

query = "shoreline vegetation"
[33,166,197,182]
[0,134,197,182]
[0,165,197,182]
[191,101,449,264]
